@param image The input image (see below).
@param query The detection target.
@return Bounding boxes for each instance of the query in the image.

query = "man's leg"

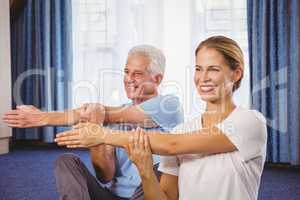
[54,153,123,200]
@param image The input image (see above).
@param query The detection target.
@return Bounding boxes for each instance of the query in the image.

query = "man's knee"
[54,153,80,172]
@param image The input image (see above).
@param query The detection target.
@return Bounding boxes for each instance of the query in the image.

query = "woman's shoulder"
[171,116,201,134]
[232,106,267,127]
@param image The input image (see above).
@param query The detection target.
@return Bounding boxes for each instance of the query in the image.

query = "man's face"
[123,53,159,101]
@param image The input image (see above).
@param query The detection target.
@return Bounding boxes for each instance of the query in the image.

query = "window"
[192,0,250,111]
[72,0,163,107]
[71,0,250,120]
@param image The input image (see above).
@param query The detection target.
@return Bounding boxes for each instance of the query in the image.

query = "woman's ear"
[233,67,243,83]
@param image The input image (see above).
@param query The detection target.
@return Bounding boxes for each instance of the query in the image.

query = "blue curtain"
[248,0,300,165]
[10,0,73,142]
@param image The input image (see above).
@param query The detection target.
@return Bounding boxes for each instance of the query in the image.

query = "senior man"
[3,45,183,200]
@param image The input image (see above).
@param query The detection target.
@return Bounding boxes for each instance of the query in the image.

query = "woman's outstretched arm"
[55,122,237,156]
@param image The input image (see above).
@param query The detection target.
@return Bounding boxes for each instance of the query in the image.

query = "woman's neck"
[205,97,236,115]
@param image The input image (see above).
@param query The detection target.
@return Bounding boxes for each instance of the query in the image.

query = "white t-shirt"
[158,106,267,200]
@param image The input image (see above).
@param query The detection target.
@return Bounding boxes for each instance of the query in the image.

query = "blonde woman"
[56,36,267,200]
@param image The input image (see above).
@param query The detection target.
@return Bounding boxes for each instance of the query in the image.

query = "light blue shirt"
[107,94,184,198]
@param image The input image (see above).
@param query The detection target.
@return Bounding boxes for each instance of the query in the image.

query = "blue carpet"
[0,147,93,200]
[0,146,300,200]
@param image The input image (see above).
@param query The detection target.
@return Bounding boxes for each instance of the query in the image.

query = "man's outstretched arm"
[2,104,156,128]
[104,105,158,128]
[2,105,86,128]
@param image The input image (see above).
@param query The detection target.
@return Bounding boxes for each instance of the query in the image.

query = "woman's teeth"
[200,86,215,92]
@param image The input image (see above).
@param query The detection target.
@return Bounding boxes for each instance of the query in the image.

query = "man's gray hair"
[128,45,166,75]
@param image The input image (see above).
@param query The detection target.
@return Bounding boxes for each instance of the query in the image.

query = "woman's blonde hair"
[195,36,244,91]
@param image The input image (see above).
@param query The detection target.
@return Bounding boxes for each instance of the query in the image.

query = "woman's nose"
[201,71,210,82]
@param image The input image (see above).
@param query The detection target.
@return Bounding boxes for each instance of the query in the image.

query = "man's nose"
[125,73,135,83]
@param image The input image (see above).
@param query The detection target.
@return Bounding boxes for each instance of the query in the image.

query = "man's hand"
[79,103,105,124]
[126,127,154,179]
[2,105,47,128]
[55,122,106,148]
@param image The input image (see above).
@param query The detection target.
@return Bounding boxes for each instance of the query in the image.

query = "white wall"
[0,0,12,154]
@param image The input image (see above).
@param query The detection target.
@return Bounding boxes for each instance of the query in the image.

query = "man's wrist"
[40,112,49,126]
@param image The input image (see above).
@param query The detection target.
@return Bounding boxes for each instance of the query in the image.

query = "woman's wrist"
[140,167,156,181]
[102,128,129,148]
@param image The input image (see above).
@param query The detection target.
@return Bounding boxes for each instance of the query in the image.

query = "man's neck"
[132,93,158,105]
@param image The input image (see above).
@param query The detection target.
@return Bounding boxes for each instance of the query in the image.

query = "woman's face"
[194,47,241,104]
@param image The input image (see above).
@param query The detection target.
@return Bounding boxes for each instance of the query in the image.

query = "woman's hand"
[54,122,106,148]
[79,103,105,124]
[126,127,155,179]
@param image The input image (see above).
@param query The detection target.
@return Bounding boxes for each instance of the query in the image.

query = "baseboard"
[0,137,10,154]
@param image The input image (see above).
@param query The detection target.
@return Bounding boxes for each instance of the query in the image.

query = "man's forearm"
[104,106,157,128]
[45,109,81,126]
[89,145,115,182]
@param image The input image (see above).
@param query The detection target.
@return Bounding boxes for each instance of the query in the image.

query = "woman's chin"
[199,94,219,102]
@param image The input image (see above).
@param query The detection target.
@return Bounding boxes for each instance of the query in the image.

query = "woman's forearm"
[103,127,236,156]
[141,171,169,200]
[103,129,175,155]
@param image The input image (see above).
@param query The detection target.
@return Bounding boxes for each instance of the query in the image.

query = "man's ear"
[153,74,163,85]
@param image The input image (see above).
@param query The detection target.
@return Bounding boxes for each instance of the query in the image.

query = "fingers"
[83,103,105,124]
[144,134,151,154]
[3,110,21,116]
[133,128,140,150]
[55,130,81,146]
[2,119,21,125]
[130,127,147,152]
[57,140,81,146]
[2,112,26,128]
[3,122,22,128]
[128,131,135,156]
[137,127,145,152]
[80,104,89,120]
[67,144,85,148]
[55,130,78,138]
[3,114,24,120]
